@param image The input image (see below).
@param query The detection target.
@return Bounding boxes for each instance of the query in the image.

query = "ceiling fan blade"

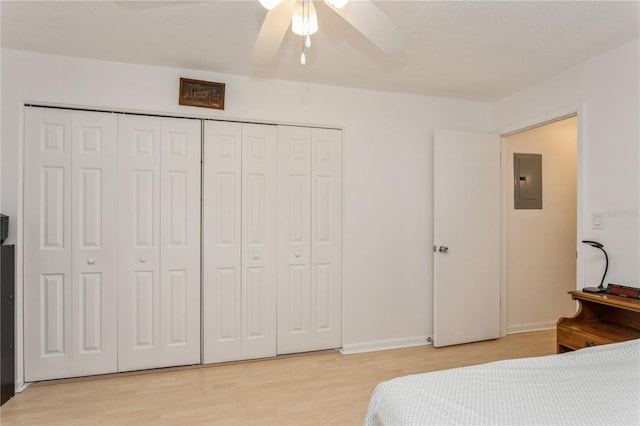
[327,0,409,55]
[251,0,295,65]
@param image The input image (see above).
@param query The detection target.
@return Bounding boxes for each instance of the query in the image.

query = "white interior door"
[159,117,201,366]
[24,107,118,381]
[277,126,312,354]
[203,121,277,363]
[24,108,74,381]
[277,126,343,355]
[241,124,278,359]
[310,128,342,351]
[202,121,243,363]
[433,129,501,347]
[118,115,201,371]
[25,108,199,380]
[70,111,119,376]
[118,114,162,371]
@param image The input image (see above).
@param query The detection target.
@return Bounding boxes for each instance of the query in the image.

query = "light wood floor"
[0,330,555,425]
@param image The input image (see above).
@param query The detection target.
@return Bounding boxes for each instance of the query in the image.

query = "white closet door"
[159,117,201,366]
[24,108,74,381]
[203,121,243,363]
[277,126,312,355]
[241,124,277,360]
[70,111,119,375]
[118,115,201,371]
[118,114,162,371]
[277,126,343,354]
[310,128,342,351]
[24,107,118,381]
[203,121,277,363]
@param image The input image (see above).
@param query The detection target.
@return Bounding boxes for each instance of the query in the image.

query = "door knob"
[253,254,259,260]
[140,257,147,263]
[438,246,449,254]
[295,252,301,258]
[87,258,95,265]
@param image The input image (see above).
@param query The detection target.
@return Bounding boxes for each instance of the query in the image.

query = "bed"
[364,338,640,425]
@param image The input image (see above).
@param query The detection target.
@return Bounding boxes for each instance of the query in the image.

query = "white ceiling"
[2,0,639,101]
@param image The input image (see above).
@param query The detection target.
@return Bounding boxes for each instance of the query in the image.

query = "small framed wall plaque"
[179,78,225,110]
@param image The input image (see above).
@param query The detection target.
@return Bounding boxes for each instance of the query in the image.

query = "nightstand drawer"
[557,327,611,351]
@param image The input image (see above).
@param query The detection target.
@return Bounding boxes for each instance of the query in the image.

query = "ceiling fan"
[251,0,410,65]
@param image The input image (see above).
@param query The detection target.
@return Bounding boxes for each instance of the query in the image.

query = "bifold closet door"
[203,121,277,363]
[117,115,201,372]
[309,128,343,351]
[24,107,118,381]
[276,126,311,355]
[277,126,342,355]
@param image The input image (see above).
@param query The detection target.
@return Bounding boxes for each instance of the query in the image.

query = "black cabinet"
[1,244,15,406]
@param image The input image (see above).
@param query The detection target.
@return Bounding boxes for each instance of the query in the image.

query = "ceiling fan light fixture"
[259,0,284,10]
[324,0,349,9]
[292,0,318,36]
[251,0,409,65]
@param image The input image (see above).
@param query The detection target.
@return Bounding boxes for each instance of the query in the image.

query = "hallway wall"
[504,117,578,332]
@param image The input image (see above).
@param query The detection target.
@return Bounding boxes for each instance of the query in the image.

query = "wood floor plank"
[0,330,555,425]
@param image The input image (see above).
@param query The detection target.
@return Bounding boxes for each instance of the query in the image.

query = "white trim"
[506,321,556,335]
[497,103,583,136]
[500,137,508,337]
[340,336,431,355]
[340,128,345,353]
[21,100,344,132]
[575,105,586,292]
[15,102,25,393]
[15,382,29,394]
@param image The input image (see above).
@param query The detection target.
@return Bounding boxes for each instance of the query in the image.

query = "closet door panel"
[160,118,201,366]
[241,124,277,360]
[24,108,74,381]
[203,121,243,363]
[71,111,119,375]
[24,108,119,381]
[118,115,162,371]
[277,126,312,355]
[310,129,342,351]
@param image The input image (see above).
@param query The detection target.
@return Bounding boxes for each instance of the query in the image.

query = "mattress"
[364,338,640,425]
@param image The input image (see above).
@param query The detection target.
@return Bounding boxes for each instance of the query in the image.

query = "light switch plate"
[592,212,604,230]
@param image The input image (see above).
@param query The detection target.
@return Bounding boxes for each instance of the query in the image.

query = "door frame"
[497,103,585,336]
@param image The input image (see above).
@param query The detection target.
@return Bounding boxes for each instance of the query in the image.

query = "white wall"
[5,36,637,387]
[504,117,577,333]
[493,38,640,290]
[0,49,492,380]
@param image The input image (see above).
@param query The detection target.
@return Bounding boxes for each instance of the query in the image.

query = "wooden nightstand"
[557,290,640,353]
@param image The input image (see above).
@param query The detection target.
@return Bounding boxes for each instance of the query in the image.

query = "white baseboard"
[15,381,29,394]
[340,336,431,355]
[506,321,556,335]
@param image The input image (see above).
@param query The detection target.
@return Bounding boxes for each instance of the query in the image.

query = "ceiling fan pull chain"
[300,0,310,65]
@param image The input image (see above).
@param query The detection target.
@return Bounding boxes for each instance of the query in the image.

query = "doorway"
[503,116,578,333]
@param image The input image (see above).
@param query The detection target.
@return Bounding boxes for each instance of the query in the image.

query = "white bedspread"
[364,338,640,425]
